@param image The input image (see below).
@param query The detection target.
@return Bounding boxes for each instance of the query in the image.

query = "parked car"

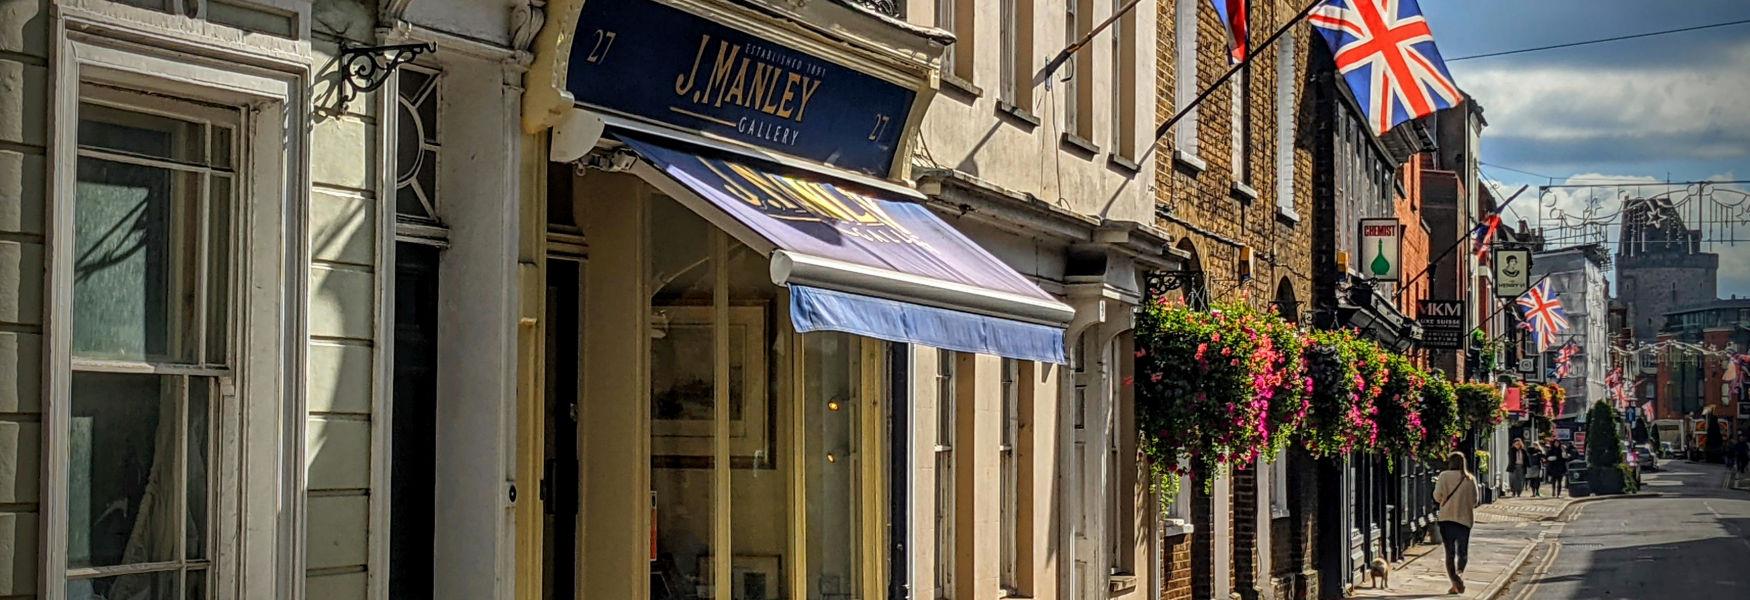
[1634,443,1659,471]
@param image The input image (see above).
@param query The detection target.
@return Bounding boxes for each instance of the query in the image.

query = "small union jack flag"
[1553,341,1579,380]
[1516,279,1569,352]
[1309,0,1464,135]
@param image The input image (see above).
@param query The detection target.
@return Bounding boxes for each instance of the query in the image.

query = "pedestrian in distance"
[1508,438,1528,497]
[1546,443,1569,497]
[1526,443,1546,497]
[1434,451,1479,595]
[1733,433,1750,475]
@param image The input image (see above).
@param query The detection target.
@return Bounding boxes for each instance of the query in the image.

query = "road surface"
[1498,459,1750,599]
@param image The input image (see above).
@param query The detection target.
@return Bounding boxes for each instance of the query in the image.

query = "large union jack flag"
[1309,0,1463,135]
[1516,279,1569,353]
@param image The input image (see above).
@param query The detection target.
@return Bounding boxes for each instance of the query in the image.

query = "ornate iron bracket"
[337,42,435,112]
[1145,270,1209,311]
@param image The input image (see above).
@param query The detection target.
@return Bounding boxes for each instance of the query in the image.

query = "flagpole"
[1043,0,1147,79]
[1392,185,1529,303]
[1150,0,1326,145]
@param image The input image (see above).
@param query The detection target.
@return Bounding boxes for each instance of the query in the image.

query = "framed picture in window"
[651,305,772,469]
[697,554,784,600]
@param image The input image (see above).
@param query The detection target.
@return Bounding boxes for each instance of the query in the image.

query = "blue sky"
[1417,0,1750,296]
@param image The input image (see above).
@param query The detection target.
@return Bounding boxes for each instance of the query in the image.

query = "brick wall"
[1154,0,1315,315]
[1232,466,1260,599]
[1165,532,1195,600]
[1155,1,1319,598]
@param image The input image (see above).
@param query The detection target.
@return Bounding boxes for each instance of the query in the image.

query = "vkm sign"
[1417,300,1466,350]
[565,0,919,176]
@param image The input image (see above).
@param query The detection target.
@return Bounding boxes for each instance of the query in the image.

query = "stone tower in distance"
[1616,197,1719,342]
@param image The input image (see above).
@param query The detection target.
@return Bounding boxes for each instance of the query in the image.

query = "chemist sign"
[1358,218,1402,282]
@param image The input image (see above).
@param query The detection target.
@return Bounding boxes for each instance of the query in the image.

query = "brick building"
[1655,299,1750,447]
[1153,0,1320,599]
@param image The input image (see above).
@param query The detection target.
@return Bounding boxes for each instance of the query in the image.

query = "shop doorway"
[543,257,583,599]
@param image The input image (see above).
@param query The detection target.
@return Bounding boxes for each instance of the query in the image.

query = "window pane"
[206,174,232,365]
[186,379,210,560]
[68,372,179,568]
[185,569,208,600]
[648,195,716,598]
[210,126,234,170]
[78,103,204,165]
[729,240,788,598]
[74,157,201,362]
[67,569,177,600]
[804,332,861,598]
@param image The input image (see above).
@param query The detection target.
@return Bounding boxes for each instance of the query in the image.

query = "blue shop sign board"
[566,0,918,177]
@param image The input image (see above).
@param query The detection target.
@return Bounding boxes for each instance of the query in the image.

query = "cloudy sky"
[1418,0,1750,296]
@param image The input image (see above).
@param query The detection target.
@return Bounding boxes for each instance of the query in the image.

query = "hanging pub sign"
[1416,300,1466,349]
[1494,248,1532,298]
[564,0,919,177]
[1358,218,1402,281]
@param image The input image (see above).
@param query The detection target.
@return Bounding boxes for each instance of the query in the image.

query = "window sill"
[1061,132,1100,156]
[1161,518,1195,538]
[1230,181,1259,202]
[1107,573,1138,594]
[1271,506,1291,520]
[996,100,1041,128]
[1173,150,1206,174]
[1276,207,1301,225]
[1108,153,1140,173]
[941,72,982,98]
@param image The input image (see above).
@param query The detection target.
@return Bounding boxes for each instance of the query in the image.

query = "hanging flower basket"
[1373,353,1426,464]
[1418,374,1462,462]
[1300,329,1379,458]
[1455,382,1506,431]
[1134,302,1285,490]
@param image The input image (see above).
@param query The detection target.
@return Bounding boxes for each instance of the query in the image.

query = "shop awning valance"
[614,133,1072,364]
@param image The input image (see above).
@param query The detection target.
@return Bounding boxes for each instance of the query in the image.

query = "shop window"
[396,66,443,226]
[1106,336,1136,576]
[67,90,239,600]
[642,193,888,600]
[390,242,440,598]
[933,349,957,599]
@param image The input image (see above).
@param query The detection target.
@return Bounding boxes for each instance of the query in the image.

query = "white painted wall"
[903,0,1159,226]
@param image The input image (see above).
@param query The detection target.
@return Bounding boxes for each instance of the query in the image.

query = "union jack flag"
[1553,340,1580,380]
[1309,0,1464,135]
[1212,1,1250,62]
[1516,279,1569,352]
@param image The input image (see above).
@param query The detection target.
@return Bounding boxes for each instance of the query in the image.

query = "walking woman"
[1547,443,1570,497]
[1435,451,1479,594]
[1525,443,1546,497]
[1508,438,1528,497]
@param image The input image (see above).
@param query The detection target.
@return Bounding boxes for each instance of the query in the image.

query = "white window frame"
[999,0,1019,105]
[47,33,301,600]
[1274,36,1299,219]
[1269,457,1291,519]
[1064,0,1081,134]
[1173,0,1202,161]
[934,349,956,600]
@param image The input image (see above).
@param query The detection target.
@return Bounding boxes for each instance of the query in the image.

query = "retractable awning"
[613,132,1073,364]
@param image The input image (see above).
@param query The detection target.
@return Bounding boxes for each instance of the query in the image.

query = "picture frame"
[650,305,773,469]
[697,554,784,600]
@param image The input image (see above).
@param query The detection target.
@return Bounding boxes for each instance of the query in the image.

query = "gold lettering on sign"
[673,34,826,125]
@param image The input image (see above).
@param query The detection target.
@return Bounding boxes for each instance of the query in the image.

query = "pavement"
[1348,484,1579,599]
[1492,459,1750,600]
